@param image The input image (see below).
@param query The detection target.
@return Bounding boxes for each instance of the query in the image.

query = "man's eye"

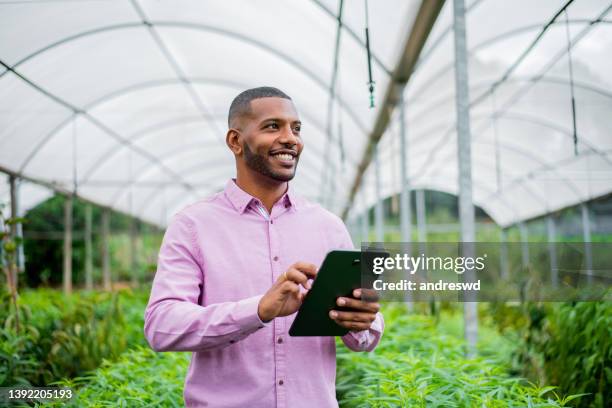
[294,125,301,132]
[266,123,279,129]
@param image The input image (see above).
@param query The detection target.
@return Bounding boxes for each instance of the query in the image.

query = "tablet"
[288,249,386,337]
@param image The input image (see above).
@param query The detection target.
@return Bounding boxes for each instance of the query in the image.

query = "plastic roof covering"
[0,0,421,227]
[352,0,612,228]
[0,174,53,216]
[0,1,610,229]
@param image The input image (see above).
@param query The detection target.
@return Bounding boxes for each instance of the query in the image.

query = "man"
[144,87,384,408]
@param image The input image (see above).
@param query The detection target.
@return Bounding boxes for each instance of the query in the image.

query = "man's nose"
[279,124,299,146]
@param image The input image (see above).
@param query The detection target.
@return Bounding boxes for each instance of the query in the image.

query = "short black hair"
[228,86,292,127]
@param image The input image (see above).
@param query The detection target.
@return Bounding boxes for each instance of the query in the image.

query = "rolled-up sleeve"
[144,214,268,352]
[333,216,385,352]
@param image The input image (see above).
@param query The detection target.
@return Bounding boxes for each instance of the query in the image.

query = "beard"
[243,142,298,182]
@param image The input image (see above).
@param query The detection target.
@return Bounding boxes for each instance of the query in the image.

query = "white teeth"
[273,153,294,161]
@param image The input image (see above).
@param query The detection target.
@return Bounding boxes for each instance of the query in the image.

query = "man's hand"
[329,288,380,332]
[257,262,317,322]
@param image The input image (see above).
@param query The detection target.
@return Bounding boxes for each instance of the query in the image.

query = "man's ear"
[226,128,242,155]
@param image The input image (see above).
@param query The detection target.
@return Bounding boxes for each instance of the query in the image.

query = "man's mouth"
[270,150,297,164]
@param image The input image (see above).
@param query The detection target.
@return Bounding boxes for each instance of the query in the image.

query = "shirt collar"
[224,179,298,214]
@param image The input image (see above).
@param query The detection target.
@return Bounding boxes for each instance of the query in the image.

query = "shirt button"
[277,337,283,344]
[278,380,284,386]
[273,256,279,262]
[270,219,274,224]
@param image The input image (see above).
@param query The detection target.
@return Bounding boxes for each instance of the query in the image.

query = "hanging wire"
[364,0,375,108]
[490,90,502,191]
[564,9,579,156]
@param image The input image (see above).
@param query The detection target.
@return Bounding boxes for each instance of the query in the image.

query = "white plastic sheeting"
[0,0,610,228]
[353,0,612,227]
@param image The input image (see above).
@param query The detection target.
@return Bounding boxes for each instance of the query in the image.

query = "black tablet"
[288,249,386,337]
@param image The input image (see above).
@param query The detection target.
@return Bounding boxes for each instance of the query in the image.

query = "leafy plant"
[335,304,582,407]
[0,288,149,387]
[507,302,611,408]
[1,203,26,334]
[39,347,189,408]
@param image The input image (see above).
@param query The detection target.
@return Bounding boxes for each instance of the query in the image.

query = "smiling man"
[144,87,384,408]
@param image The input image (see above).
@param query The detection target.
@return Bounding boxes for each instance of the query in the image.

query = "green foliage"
[22,194,162,287]
[0,288,149,387]
[38,347,189,408]
[335,304,581,407]
[502,302,611,408]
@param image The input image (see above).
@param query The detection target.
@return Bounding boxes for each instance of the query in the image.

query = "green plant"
[1,203,26,334]
[510,302,611,408]
[0,288,149,387]
[39,347,189,408]
[335,304,583,407]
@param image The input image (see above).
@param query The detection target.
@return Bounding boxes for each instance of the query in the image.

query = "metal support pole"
[500,228,509,280]
[398,93,414,308]
[398,93,413,243]
[63,195,73,295]
[8,176,20,285]
[84,204,93,290]
[453,0,477,355]
[374,146,384,242]
[547,215,558,288]
[102,208,111,291]
[416,189,427,243]
[519,222,529,268]
[580,203,593,284]
[130,218,138,287]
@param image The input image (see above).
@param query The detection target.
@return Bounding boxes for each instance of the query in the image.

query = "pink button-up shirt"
[144,179,383,408]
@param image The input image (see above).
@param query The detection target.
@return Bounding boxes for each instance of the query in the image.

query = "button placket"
[269,216,287,407]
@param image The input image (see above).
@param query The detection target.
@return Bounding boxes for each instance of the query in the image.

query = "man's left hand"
[329,288,380,332]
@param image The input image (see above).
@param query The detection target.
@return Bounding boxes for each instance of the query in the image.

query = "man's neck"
[235,172,288,214]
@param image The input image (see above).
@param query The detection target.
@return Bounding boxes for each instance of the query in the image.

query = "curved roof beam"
[408,75,612,127]
[410,104,612,188]
[0,61,197,197]
[2,21,368,135]
[404,77,612,161]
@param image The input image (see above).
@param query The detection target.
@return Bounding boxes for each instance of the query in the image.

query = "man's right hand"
[257,262,317,323]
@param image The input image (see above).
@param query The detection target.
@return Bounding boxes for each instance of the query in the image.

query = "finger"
[291,262,318,279]
[329,310,376,324]
[336,297,380,313]
[353,288,379,302]
[280,280,300,295]
[285,268,312,289]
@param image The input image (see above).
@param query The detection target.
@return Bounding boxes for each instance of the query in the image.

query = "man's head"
[226,87,303,183]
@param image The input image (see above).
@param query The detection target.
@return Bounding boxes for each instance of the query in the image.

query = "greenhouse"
[1,0,610,407]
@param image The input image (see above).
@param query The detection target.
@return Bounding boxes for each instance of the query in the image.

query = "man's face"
[238,97,303,182]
